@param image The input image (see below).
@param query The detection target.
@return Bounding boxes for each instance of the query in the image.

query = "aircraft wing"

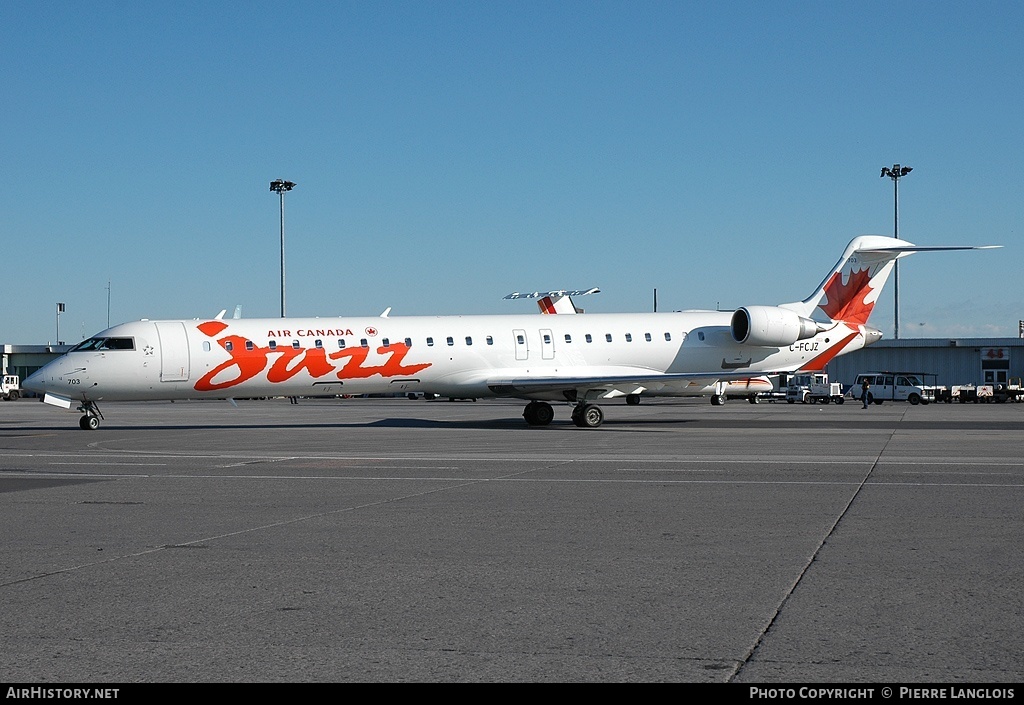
[484,370,761,396]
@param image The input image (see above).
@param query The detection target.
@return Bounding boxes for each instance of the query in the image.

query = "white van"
[853,372,935,405]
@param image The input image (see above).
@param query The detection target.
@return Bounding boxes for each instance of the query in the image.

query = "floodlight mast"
[56,302,65,346]
[269,179,296,317]
[880,164,912,339]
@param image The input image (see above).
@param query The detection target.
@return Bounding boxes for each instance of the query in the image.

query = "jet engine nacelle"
[731,306,821,347]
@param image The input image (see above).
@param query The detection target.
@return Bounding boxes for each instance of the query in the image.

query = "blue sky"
[3,1,1021,344]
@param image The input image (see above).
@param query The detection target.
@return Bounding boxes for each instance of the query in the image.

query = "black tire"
[534,402,554,426]
[573,404,603,428]
[524,402,555,426]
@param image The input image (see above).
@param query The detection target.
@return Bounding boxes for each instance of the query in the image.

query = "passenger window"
[226,341,234,352]
[645,333,652,342]
[585,334,592,343]
[565,334,572,344]
[625,333,632,342]
[605,334,612,342]
[360,339,369,348]
[245,341,254,351]
[543,334,551,344]
[382,338,390,347]
[405,337,412,347]
[202,341,211,352]
[427,337,434,347]
[292,340,300,349]
[338,339,346,349]
[517,334,525,345]
[315,339,323,349]
[466,336,473,346]
[447,336,454,346]
[486,336,493,346]
[665,333,672,341]
[269,340,277,350]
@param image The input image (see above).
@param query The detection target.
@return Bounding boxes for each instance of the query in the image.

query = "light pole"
[56,302,65,345]
[269,179,296,317]
[880,164,912,339]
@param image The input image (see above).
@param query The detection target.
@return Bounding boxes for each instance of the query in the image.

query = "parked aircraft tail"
[780,235,1000,325]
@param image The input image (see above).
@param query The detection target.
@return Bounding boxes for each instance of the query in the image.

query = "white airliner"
[24,235,996,430]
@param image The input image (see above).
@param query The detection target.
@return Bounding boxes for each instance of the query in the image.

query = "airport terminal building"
[823,337,1024,389]
[2,344,71,384]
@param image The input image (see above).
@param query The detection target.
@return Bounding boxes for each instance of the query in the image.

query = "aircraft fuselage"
[26,310,863,404]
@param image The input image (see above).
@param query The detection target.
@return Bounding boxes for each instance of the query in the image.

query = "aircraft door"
[539,328,555,360]
[155,321,190,382]
[513,329,529,361]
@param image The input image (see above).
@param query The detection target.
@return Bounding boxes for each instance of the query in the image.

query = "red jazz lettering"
[193,322,431,392]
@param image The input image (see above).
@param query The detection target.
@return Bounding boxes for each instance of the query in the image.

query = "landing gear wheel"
[76,401,103,430]
[710,395,726,406]
[523,401,554,426]
[572,404,603,428]
[748,394,760,404]
[625,394,641,406]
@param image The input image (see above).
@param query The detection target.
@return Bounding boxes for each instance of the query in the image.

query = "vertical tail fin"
[781,236,999,325]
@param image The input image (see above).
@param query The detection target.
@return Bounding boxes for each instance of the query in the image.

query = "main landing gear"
[570,403,603,428]
[522,401,555,426]
[522,400,605,428]
[77,401,103,430]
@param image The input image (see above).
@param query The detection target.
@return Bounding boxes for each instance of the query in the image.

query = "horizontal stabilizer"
[504,288,600,315]
[856,245,1002,254]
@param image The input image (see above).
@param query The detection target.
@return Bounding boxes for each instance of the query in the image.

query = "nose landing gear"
[77,401,103,430]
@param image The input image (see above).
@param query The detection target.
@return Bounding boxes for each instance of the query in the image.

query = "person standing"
[861,378,871,409]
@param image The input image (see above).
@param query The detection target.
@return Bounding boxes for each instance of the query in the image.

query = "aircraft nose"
[22,368,49,394]
[23,357,85,395]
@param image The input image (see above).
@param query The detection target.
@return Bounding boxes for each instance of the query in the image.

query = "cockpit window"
[70,337,135,352]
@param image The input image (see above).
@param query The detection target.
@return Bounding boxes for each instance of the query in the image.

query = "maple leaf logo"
[818,268,875,325]
[197,320,230,338]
